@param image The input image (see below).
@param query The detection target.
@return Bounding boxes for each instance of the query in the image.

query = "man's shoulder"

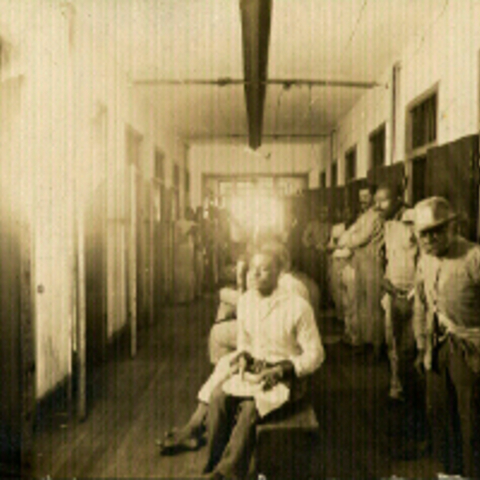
[276,286,314,313]
[238,289,257,303]
[455,236,480,262]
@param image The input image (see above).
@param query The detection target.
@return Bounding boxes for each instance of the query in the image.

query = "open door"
[0,214,35,476]
[84,184,108,369]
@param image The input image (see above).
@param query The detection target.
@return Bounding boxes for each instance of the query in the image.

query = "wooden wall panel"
[425,135,480,240]
[367,162,406,195]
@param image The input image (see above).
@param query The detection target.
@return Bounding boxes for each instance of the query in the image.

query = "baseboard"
[35,323,131,423]
[104,322,131,362]
[35,375,71,427]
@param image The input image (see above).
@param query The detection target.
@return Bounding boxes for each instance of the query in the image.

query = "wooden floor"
[32,295,443,479]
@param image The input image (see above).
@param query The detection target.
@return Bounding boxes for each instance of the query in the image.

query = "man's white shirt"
[237,286,324,378]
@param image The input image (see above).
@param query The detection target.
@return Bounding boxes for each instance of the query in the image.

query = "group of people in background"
[173,202,232,304]
[169,183,480,478]
[322,184,480,478]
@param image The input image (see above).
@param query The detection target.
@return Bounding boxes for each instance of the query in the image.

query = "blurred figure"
[194,207,206,297]
[209,258,248,364]
[173,207,197,303]
[413,197,480,477]
[301,204,331,305]
[327,222,346,320]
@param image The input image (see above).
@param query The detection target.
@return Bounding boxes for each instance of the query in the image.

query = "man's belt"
[386,283,413,299]
[392,287,411,299]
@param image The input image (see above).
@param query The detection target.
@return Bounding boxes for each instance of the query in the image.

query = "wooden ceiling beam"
[239,0,273,150]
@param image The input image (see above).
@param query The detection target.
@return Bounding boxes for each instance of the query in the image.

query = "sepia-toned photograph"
[1,1,480,478]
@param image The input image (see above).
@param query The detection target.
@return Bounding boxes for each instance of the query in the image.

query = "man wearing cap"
[413,196,480,477]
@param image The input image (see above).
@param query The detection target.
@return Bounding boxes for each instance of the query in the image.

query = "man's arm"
[339,211,383,250]
[234,294,254,377]
[412,260,427,350]
[289,303,325,378]
[236,295,251,353]
[412,259,427,374]
[466,245,480,285]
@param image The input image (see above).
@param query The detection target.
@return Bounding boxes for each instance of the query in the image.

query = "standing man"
[382,208,418,400]
[338,184,405,357]
[358,186,375,215]
[202,246,324,479]
[337,185,383,356]
[331,186,375,345]
[413,197,480,477]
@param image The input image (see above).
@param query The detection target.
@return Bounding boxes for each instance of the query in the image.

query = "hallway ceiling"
[76,0,446,142]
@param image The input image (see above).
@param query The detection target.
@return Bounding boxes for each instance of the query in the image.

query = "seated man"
[209,260,248,364]
[157,246,324,468]
[202,246,324,479]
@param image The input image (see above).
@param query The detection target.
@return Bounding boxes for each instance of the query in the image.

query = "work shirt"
[384,219,418,291]
[413,236,480,370]
[338,207,384,257]
[237,287,324,378]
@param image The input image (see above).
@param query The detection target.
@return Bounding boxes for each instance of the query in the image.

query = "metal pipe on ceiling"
[133,78,379,89]
[190,133,332,140]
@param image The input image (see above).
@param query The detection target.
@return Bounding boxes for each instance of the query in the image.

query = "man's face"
[416,221,455,257]
[248,253,281,296]
[359,190,373,212]
[374,188,397,219]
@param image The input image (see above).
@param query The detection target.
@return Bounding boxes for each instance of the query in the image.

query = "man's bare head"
[247,245,284,296]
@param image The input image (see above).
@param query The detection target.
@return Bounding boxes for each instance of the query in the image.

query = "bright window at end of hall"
[229,194,284,236]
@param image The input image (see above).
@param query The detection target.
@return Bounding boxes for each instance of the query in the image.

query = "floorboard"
[33,296,443,478]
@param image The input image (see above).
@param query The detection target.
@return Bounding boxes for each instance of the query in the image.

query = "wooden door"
[0,215,34,475]
[425,135,480,240]
[84,183,108,368]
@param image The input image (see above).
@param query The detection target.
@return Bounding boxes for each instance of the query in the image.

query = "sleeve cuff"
[289,355,304,378]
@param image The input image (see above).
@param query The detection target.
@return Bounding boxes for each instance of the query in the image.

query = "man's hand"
[382,278,397,296]
[260,361,295,390]
[230,351,253,380]
[414,349,425,377]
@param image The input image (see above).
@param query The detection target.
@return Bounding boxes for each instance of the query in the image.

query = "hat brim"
[415,213,457,233]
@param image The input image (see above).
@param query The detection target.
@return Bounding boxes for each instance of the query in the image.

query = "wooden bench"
[255,399,320,480]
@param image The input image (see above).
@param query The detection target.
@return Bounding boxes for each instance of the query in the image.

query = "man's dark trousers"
[426,336,480,477]
[203,384,258,478]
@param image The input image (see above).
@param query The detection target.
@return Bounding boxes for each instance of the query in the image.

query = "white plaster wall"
[335,0,480,184]
[0,0,183,398]
[189,141,328,207]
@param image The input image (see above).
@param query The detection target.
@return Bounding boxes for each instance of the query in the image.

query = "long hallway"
[32,297,442,479]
